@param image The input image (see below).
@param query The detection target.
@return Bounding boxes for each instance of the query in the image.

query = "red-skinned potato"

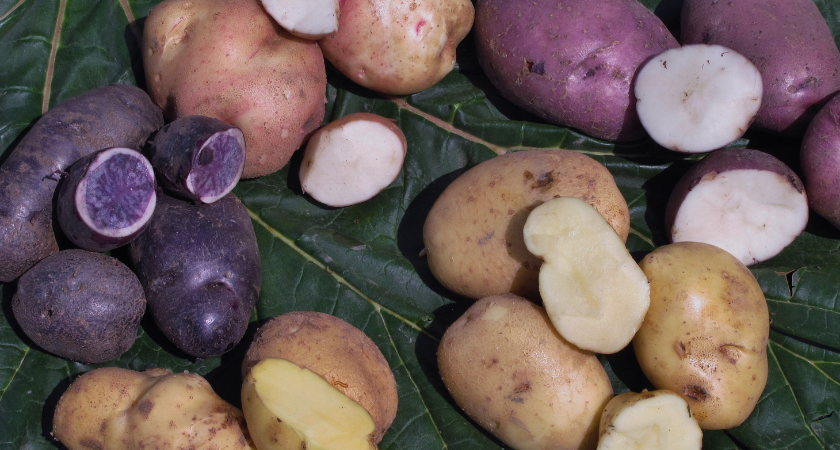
[801,93,840,230]
[318,0,474,95]
[143,0,327,179]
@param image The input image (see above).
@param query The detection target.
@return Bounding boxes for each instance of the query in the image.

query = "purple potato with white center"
[665,148,809,266]
[128,192,261,358]
[681,0,840,136]
[801,93,840,230]
[149,115,246,203]
[0,84,163,282]
[12,249,146,364]
[57,147,157,252]
[474,0,679,142]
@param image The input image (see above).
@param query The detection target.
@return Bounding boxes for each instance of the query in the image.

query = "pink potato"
[801,93,840,229]
[143,0,328,179]
[474,0,679,142]
[681,0,840,136]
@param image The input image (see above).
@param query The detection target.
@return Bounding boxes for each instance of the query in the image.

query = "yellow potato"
[242,311,398,443]
[423,149,629,300]
[633,242,770,430]
[438,294,614,450]
[143,0,327,178]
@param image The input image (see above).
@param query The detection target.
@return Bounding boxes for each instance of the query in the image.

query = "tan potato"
[53,367,253,450]
[423,149,630,300]
[242,311,398,444]
[438,294,614,450]
[143,0,327,179]
[318,0,474,95]
[633,242,770,430]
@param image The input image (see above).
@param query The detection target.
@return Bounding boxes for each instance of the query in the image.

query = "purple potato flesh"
[666,148,808,265]
[128,192,261,358]
[149,115,246,203]
[57,147,157,252]
[801,93,840,229]
[11,249,146,364]
[0,84,163,281]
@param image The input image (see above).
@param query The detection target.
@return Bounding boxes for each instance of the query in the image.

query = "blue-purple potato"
[128,192,261,358]
[474,0,678,142]
[57,147,157,252]
[0,84,163,282]
[801,93,840,229]
[11,249,146,364]
[438,294,613,449]
[149,115,246,204]
[681,0,840,136]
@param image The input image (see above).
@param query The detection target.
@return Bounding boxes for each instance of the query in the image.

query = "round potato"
[423,149,629,300]
[242,311,398,444]
[633,242,770,430]
[143,0,327,178]
[438,294,614,450]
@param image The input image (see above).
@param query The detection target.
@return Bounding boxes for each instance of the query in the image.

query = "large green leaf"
[1,0,839,449]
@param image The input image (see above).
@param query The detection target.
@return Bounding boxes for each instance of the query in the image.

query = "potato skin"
[319,0,474,95]
[438,294,613,450]
[423,150,629,300]
[475,0,678,141]
[633,242,770,430]
[242,311,398,444]
[0,84,163,282]
[801,93,840,229]
[12,249,146,363]
[143,0,327,178]
[681,0,840,136]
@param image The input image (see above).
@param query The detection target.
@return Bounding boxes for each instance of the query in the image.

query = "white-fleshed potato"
[597,390,703,450]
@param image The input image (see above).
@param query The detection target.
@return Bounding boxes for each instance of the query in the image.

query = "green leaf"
[1,1,840,449]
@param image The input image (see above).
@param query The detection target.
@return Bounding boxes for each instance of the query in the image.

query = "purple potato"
[474,0,678,141]
[57,147,157,251]
[0,84,163,282]
[149,115,246,203]
[681,0,840,136]
[665,148,808,266]
[801,93,840,229]
[12,249,146,364]
[128,192,261,358]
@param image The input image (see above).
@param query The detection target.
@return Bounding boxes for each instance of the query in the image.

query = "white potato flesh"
[261,0,339,39]
[300,114,407,207]
[597,391,702,450]
[635,44,762,153]
[523,197,650,354]
[671,170,809,265]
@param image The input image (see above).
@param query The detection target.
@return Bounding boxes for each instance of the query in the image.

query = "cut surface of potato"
[597,390,702,450]
[261,0,339,39]
[523,197,650,354]
[243,358,376,450]
[300,113,407,207]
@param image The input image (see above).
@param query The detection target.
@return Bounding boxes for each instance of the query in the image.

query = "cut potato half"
[597,390,702,450]
[635,44,762,153]
[523,197,650,354]
[242,358,376,450]
[261,0,340,39]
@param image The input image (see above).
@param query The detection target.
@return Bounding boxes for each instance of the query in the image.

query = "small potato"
[801,93,840,230]
[597,390,702,450]
[633,242,770,430]
[423,149,629,300]
[438,294,614,450]
[242,311,398,444]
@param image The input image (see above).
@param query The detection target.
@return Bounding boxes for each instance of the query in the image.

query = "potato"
[597,390,702,450]
[438,294,614,450]
[318,0,474,95]
[801,93,840,230]
[633,242,770,430]
[143,0,327,178]
[53,367,254,450]
[474,0,678,141]
[12,249,146,364]
[0,83,162,282]
[681,0,840,136]
[242,311,398,444]
[423,149,629,300]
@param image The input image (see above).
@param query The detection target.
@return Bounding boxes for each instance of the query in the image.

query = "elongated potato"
[423,150,629,300]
